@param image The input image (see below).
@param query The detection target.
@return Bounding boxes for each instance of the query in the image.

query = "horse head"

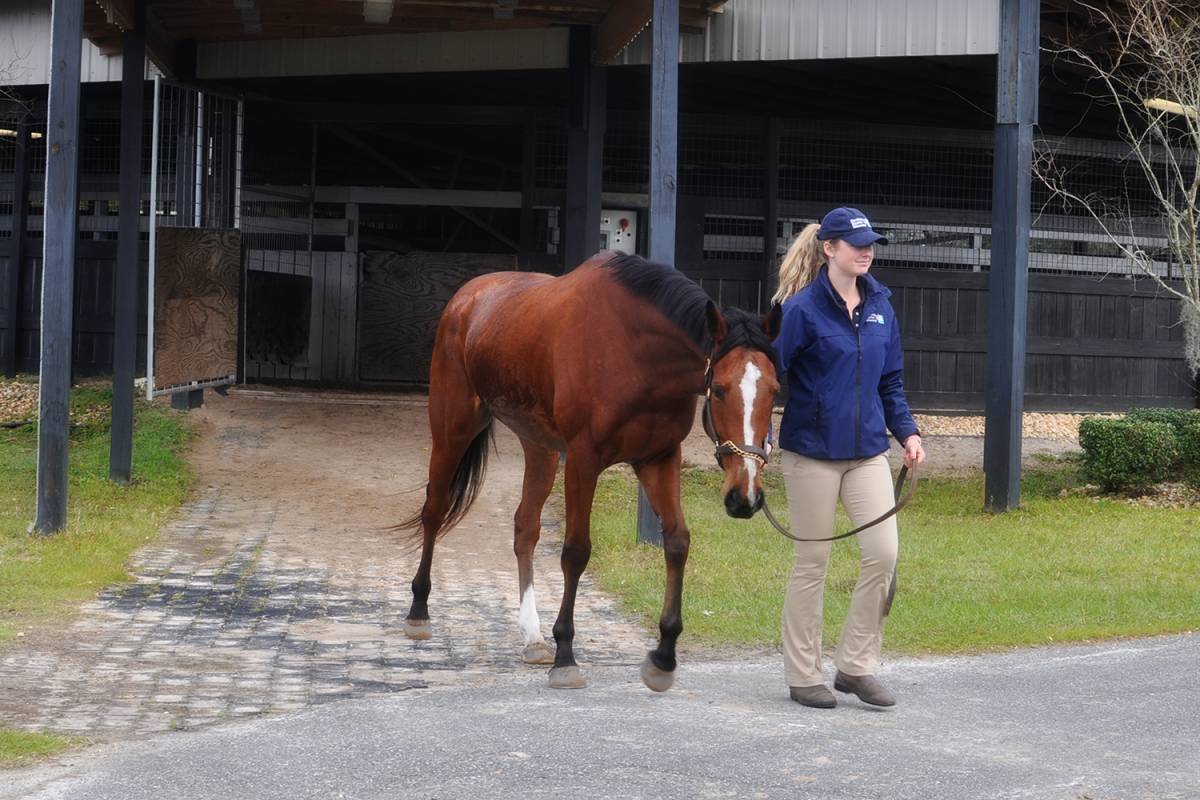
[702,303,783,519]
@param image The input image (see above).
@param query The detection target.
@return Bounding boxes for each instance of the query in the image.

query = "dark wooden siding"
[868,267,1193,411]
[0,239,148,377]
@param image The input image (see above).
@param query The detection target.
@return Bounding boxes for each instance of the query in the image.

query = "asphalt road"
[5,634,1197,800]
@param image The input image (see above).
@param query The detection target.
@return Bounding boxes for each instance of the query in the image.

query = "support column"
[563,26,606,272]
[637,0,679,547]
[3,117,31,377]
[35,0,84,534]
[520,120,537,258]
[762,116,780,312]
[110,0,146,485]
[984,0,1038,512]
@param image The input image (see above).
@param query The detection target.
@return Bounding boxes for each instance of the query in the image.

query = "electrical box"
[599,209,638,255]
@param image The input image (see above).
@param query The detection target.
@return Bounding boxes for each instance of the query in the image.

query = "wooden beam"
[761,115,779,314]
[36,0,84,534]
[110,0,146,485]
[594,0,650,64]
[563,26,606,271]
[984,0,1039,512]
[637,0,678,547]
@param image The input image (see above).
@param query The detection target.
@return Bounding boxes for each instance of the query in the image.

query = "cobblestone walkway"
[0,391,650,740]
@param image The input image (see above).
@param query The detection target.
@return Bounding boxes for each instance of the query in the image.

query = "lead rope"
[759,463,916,544]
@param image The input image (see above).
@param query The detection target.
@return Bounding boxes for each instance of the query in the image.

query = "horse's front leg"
[635,446,688,692]
[548,453,599,689]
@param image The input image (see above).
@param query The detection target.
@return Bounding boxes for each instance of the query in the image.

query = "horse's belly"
[491,403,566,454]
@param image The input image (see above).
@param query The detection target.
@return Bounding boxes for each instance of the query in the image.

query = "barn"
[1,0,1196,528]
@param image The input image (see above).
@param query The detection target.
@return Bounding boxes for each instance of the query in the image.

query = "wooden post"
[762,116,780,313]
[3,118,32,377]
[563,26,606,272]
[35,0,84,534]
[520,121,537,259]
[984,0,1039,511]
[110,0,146,485]
[637,0,679,547]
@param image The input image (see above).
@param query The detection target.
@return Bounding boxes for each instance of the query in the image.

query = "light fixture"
[1144,97,1199,119]
[0,129,41,138]
[363,0,394,23]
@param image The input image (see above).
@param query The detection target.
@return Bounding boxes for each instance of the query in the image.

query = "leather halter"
[701,351,917,549]
[700,355,773,468]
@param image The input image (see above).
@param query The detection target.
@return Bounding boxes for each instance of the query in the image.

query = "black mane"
[600,253,777,365]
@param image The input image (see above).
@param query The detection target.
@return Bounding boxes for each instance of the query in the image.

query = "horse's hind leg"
[514,439,559,665]
[547,451,600,689]
[404,366,489,640]
[634,447,689,692]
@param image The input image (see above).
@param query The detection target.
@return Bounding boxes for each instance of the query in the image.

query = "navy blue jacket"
[773,267,918,460]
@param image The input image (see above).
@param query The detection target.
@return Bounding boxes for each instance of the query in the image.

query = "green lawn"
[588,462,1200,654]
[0,727,80,768]
[0,384,195,645]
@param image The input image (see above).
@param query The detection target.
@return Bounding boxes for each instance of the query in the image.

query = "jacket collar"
[815,265,890,311]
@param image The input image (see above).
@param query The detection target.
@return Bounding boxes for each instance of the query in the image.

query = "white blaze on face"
[740,360,762,503]
[518,585,542,645]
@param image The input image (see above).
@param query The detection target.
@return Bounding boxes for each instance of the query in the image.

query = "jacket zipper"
[854,309,862,457]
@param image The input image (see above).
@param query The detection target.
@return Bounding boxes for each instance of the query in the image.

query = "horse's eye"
[711,387,726,401]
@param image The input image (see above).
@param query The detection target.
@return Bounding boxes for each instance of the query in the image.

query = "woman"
[772,207,925,709]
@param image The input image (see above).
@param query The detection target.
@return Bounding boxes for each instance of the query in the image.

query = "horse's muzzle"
[724,487,763,519]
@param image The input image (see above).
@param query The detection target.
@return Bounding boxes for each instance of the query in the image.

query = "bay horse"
[400,251,781,692]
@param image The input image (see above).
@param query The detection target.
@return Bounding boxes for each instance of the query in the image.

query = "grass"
[0,382,196,646]
[588,462,1200,655]
[0,727,81,768]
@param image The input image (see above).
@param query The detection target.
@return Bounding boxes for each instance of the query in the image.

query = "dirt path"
[0,389,651,740]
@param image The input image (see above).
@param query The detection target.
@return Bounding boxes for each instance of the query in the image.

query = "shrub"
[1179,419,1200,472]
[1077,417,1179,492]
[1125,407,1200,435]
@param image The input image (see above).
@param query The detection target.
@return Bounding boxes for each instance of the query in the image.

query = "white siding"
[2,0,1001,87]
[618,0,1000,65]
[0,0,152,85]
[196,0,998,79]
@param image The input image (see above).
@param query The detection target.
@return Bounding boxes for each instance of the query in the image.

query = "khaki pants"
[781,450,898,687]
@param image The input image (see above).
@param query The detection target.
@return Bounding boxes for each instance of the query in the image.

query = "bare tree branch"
[1036,0,1200,374]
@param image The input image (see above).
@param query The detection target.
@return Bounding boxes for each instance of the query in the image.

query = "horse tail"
[399,421,495,541]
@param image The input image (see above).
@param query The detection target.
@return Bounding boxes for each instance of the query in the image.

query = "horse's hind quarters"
[640,657,676,693]
[548,665,588,689]
[403,618,433,640]
[723,486,763,519]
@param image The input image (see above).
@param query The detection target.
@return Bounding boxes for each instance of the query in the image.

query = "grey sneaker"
[789,684,837,708]
[833,671,896,706]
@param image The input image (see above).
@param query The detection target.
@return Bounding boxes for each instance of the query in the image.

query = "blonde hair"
[771,223,825,304]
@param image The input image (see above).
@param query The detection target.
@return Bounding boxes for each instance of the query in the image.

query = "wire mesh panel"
[152,82,241,232]
[147,79,242,398]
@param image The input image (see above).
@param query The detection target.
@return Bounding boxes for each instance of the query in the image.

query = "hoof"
[547,665,588,689]
[522,641,555,665]
[403,618,432,640]
[640,657,675,693]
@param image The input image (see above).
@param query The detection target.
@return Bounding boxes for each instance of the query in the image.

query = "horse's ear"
[705,301,728,345]
[761,303,782,340]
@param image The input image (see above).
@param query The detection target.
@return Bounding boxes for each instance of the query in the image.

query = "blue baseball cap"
[817,207,888,247]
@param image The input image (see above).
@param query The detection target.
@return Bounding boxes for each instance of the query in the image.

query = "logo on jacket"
[866,313,886,325]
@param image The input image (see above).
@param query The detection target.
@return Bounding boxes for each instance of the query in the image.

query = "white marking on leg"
[740,361,762,504]
[519,585,542,645]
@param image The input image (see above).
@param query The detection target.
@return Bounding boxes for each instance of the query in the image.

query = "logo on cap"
[850,218,871,229]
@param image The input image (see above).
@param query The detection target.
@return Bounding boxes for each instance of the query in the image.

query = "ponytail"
[772,223,824,304]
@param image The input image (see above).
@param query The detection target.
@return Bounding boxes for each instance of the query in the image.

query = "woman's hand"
[902,434,925,468]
